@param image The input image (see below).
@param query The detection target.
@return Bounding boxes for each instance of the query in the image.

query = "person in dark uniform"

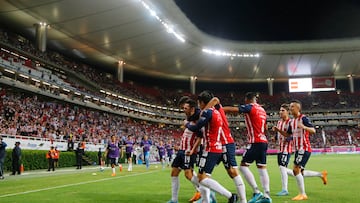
[11,142,21,175]
[75,143,84,169]
[0,137,7,179]
[98,148,102,166]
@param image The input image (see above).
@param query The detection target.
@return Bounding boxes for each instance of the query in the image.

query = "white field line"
[0,170,159,198]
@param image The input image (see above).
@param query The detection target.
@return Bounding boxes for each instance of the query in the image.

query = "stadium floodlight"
[0,48,10,53]
[4,69,15,74]
[202,48,260,58]
[10,52,19,57]
[139,0,186,43]
[19,74,29,79]
[31,78,40,83]
[19,55,28,60]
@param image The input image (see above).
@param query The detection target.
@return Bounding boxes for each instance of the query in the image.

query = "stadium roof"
[1,0,360,82]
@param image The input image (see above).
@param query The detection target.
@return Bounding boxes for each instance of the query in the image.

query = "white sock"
[191,171,201,191]
[279,166,289,191]
[171,176,180,201]
[200,178,232,199]
[112,167,115,174]
[191,174,200,191]
[233,175,247,202]
[295,173,306,195]
[303,170,321,177]
[199,184,211,203]
[240,166,260,194]
[258,168,270,198]
[286,168,294,176]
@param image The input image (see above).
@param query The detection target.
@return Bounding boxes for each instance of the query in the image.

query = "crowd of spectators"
[0,91,183,149]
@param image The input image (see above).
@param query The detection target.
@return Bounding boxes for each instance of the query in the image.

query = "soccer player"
[186,91,238,203]
[277,100,327,201]
[105,135,120,176]
[167,97,206,203]
[223,92,271,203]
[125,134,134,171]
[272,103,294,196]
[165,140,174,167]
[157,140,166,169]
[141,135,152,170]
[206,96,247,203]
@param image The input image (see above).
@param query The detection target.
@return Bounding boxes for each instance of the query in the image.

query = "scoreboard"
[289,77,336,92]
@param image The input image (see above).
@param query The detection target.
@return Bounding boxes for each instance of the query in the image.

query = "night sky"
[175,0,360,41]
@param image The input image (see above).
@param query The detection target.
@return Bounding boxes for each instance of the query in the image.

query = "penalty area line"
[0,170,159,198]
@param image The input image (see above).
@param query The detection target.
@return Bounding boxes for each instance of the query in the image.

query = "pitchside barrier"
[0,134,106,152]
[2,134,359,156]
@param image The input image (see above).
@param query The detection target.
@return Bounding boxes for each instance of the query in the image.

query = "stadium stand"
[0,29,359,153]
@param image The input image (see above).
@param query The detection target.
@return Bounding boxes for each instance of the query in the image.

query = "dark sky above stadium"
[175,0,360,41]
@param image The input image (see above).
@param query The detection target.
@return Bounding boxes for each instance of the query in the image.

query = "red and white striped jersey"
[217,104,235,145]
[203,107,223,153]
[290,114,312,152]
[276,118,293,153]
[241,103,268,144]
[180,122,198,153]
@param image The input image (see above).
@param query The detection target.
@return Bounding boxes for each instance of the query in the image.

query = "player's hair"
[290,99,302,105]
[280,103,289,111]
[185,98,197,108]
[245,92,258,101]
[178,96,190,107]
[197,90,214,104]
[290,99,302,110]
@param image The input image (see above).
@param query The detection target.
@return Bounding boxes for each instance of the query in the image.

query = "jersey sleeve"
[286,124,293,135]
[238,104,252,113]
[302,116,313,128]
[186,109,212,132]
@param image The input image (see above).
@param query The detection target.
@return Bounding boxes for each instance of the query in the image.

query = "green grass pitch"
[0,154,358,203]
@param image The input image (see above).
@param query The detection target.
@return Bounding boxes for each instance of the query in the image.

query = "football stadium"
[0,1,360,203]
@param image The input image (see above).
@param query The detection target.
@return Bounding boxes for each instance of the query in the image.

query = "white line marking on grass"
[0,170,159,198]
